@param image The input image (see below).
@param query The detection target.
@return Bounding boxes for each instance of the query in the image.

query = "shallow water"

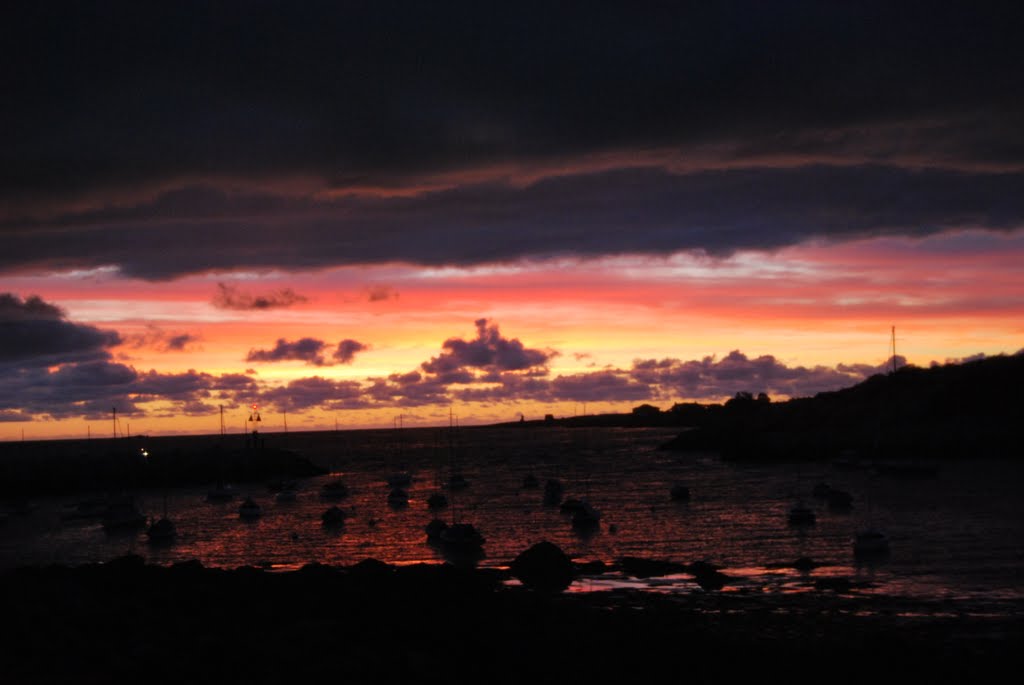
[2,425,1022,618]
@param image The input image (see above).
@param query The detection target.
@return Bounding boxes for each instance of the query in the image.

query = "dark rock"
[670,484,690,501]
[685,560,731,590]
[815,577,853,593]
[793,557,819,572]
[349,558,393,579]
[574,560,608,575]
[510,541,575,593]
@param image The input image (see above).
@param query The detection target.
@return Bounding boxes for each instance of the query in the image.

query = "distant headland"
[1,352,1019,496]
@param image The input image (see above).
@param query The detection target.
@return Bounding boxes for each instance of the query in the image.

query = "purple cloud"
[0,293,120,367]
[421,319,553,379]
[247,338,329,365]
[333,339,368,364]
[260,376,370,412]
[631,350,897,401]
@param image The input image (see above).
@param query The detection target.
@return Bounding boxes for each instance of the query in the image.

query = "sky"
[2,1,1023,439]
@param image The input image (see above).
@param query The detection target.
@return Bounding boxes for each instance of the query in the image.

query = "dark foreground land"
[3,556,1019,684]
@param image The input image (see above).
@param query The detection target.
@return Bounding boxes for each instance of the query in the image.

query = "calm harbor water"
[2,425,1022,617]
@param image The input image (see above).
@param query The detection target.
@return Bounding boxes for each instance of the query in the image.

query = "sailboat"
[321,505,348,527]
[384,413,413,490]
[873,326,940,478]
[435,419,485,561]
[853,528,890,557]
[320,477,350,500]
[146,493,176,543]
[101,493,147,531]
[146,515,177,543]
[238,496,262,519]
[445,409,469,490]
[853,466,889,558]
[570,499,601,531]
[787,501,816,526]
[854,327,898,558]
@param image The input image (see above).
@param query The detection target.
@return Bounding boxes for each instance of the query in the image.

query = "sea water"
[2,425,1022,619]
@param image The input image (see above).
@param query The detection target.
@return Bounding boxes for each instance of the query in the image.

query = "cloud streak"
[125,325,200,352]
[212,283,308,310]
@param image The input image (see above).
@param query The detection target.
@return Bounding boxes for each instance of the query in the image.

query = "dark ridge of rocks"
[618,556,688,578]
[1,556,1018,683]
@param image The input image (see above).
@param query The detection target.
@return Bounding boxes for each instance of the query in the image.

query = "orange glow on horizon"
[3,231,1022,440]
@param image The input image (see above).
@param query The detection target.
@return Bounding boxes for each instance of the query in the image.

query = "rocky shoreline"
[3,553,1019,683]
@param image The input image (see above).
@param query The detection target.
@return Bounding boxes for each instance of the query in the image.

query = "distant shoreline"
[0,410,679,448]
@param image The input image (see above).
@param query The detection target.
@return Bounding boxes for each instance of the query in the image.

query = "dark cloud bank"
[1,2,1022,279]
[2,297,927,422]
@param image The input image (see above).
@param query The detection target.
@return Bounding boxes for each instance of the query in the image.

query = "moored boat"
[146,517,177,543]
[238,496,262,519]
[387,487,409,507]
[321,505,348,526]
[853,528,890,557]
[101,495,147,531]
[787,502,816,526]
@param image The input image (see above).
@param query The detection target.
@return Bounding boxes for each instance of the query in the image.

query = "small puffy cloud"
[421,318,553,378]
[246,337,369,366]
[247,338,329,366]
[165,333,199,351]
[333,339,368,364]
[212,282,308,310]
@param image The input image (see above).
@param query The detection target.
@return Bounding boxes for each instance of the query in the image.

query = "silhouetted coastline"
[0,437,325,497]
[659,352,1023,461]
[3,353,1019,498]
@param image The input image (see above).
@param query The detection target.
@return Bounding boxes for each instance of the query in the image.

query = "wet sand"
[3,555,1019,683]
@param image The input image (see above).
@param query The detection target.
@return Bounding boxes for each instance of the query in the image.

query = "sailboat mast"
[891,325,897,374]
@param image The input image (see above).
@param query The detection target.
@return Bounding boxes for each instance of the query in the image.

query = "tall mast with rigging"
[891,325,898,374]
